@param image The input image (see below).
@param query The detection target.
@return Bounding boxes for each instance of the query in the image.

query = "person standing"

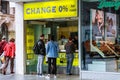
[2,38,15,75]
[0,36,7,56]
[65,37,75,75]
[34,34,46,77]
[0,36,7,70]
[46,35,59,79]
[73,35,78,49]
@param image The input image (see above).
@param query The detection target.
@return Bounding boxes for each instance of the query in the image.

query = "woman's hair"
[9,38,15,42]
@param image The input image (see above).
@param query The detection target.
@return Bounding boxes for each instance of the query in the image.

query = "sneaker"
[39,75,44,77]
[45,74,50,79]
[38,74,44,77]
[68,73,72,75]
[66,73,72,75]
[54,75,57,78]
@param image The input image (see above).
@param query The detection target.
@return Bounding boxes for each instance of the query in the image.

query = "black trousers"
[48,58,57,75]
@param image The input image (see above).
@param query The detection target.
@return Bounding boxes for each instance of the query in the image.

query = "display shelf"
[91,44,117,58]
[84,40,120,59]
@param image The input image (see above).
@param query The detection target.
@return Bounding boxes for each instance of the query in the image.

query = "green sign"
[98,0,120,10]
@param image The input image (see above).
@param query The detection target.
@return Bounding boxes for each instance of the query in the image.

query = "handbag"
[0,55,5,63]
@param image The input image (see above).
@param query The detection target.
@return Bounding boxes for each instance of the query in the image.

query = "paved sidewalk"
[0,74,89,80]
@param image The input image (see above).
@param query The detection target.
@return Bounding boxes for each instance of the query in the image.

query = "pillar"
[15,2,26,74]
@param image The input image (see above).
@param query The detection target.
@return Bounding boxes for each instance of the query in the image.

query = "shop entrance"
[25,19,79,74]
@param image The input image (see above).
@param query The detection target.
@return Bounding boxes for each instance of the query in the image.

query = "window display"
[81,1,120,72]
[91,9,104,37]
[105,13,116,37]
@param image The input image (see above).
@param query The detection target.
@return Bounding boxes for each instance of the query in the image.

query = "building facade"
[0,0,15,41]
[3,0,120,79]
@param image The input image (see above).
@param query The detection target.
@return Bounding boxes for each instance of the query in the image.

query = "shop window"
[1,1,9,14]
[0,23,8,40]
[25,20,79,74]
[81,0,120,72]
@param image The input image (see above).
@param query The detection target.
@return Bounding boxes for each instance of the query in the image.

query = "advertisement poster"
[105,13,116,37]
[91,9,104,39]
[26,25,34,59]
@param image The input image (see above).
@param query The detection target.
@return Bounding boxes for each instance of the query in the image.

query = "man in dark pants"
[46,35,59,79]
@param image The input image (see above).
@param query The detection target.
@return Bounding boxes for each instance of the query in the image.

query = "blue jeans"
[66,53,74,74]
[37,55,44,75]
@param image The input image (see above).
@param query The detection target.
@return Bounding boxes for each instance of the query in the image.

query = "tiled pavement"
[0,60,92,80]
[0,74,90,80]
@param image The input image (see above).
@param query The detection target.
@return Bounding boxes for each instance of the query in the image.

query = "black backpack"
[33,41,39,55]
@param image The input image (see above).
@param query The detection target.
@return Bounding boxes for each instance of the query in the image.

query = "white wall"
[10,2,15,7]
[15,2,26,75]
[82,71,120,80]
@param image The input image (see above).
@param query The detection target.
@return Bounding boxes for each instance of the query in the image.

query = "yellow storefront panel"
[43,53,79,66]
[26,25,34,54]
[24,0,77,20]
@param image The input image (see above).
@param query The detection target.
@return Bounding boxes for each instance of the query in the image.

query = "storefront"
[81,0,120,79]
[12,0,120,79]
[24,0,79,74]
[16,0,80,75]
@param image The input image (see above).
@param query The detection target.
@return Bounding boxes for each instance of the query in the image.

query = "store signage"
[98,0,120,10]
[24,0,77,20]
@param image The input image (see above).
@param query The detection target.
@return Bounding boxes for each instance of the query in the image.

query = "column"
[15,2,26,75]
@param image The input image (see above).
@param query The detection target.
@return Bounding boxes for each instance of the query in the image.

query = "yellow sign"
[24,0,77,20]
[44,53,79,66]
[26,25,34,59]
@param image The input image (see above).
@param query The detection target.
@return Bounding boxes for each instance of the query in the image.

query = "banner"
[24,0,77,20]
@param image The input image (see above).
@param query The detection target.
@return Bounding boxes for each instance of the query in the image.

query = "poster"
[91,9,104,39]
[105,13,116,37]
[26,25,34,59]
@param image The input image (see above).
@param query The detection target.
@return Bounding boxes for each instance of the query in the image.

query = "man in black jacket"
[36,34,45,77]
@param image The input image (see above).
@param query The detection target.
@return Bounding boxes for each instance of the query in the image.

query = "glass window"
[81,0,120,72]
[25,19,79,74]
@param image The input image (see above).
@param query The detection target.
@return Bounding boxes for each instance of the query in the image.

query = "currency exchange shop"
[13,0,120,79]
[23,0,79,74]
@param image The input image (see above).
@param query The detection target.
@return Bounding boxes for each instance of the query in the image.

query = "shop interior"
[25,18,79,74]
[81,1,120,72]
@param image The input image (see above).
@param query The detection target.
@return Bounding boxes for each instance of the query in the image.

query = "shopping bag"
[0,56,5,63]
